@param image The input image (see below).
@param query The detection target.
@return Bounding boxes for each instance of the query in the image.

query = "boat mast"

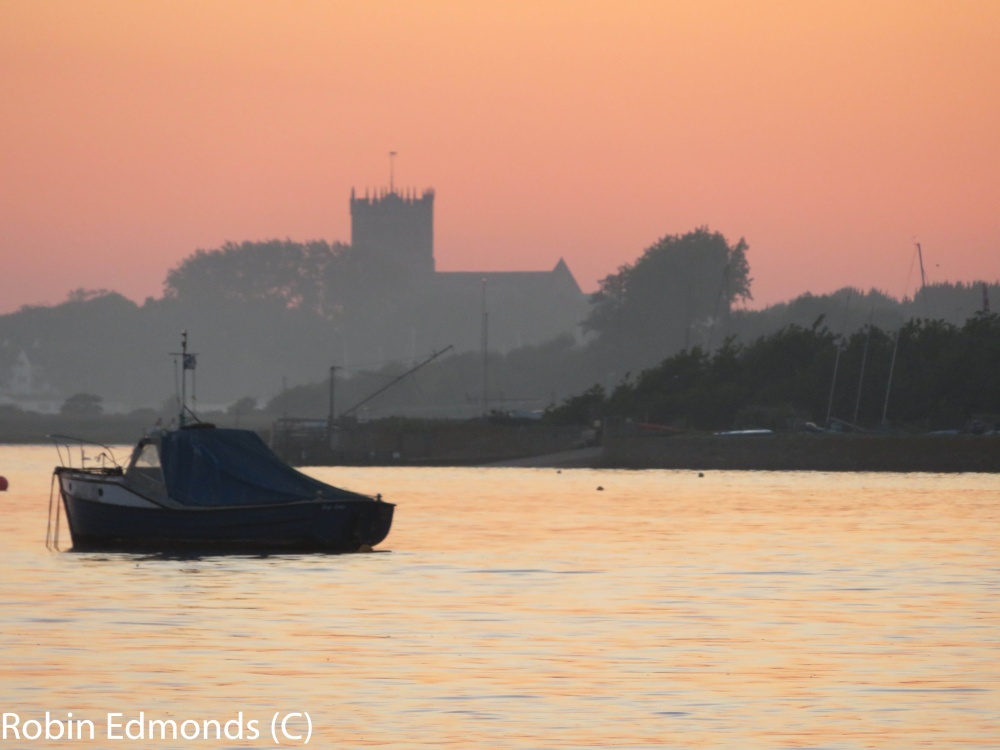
[327,365,337,442]
[481,278,488,417]
[852,308,874,427]
[914,240,933,319]
[825,292,852,427]
[825,342,843,427]
[881,328,901,426]
[915,242,927,292]
[171,331,198,427]
[180,332,188,427]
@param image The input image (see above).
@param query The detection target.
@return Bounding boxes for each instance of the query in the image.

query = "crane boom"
[342,345,454,417]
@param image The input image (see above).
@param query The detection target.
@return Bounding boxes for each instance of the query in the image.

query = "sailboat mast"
[881,330,900,426]
[825,292,852,426]
[853,309,874,426]
[915,242,927,291]
[481,278,488,417]
[825,344,842,427]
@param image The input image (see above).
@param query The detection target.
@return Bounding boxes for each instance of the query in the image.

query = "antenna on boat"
[170,331,199,427]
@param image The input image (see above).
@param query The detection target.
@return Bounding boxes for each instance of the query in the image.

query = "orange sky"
[2,0,998,314]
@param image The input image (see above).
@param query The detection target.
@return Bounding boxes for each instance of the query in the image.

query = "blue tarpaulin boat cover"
[159,428,368,507]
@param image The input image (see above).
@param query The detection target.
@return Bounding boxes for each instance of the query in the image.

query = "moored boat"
[49,334,393,553]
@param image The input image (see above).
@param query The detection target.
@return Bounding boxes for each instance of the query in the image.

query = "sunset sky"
[2,0,998,314]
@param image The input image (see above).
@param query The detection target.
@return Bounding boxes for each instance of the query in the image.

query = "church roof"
[433,259,583,296]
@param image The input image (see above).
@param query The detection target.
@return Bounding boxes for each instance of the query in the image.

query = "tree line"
[548,313,1000,432]
[1,228,996,434]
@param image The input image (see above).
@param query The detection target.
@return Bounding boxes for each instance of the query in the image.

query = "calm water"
[1,445,998,749]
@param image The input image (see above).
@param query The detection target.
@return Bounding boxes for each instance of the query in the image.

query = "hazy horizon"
[2,1,998,315]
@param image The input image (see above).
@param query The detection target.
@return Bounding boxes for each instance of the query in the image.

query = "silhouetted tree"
[163,239,350,318]
[584,227,751,374]
[545,384,606,425]
[553,311,1000,431]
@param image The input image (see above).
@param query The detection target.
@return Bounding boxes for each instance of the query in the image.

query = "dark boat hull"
[60,491,394,553]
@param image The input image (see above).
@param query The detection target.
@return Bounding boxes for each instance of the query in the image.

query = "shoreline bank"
[5,417,997,473]
[596,433,1000,473]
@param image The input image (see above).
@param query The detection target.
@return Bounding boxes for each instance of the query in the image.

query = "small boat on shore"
[49,334,393,553]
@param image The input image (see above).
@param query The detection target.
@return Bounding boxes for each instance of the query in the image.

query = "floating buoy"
[0,476,8,491]
[596,485,604,491]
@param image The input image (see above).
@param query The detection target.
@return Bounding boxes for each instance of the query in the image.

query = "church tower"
[350,187,435,277]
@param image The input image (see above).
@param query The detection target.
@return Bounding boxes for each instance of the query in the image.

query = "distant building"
[347,187,588,355]
[350,188,436,277]
[0,350,60,412]
[8,351,37,394]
